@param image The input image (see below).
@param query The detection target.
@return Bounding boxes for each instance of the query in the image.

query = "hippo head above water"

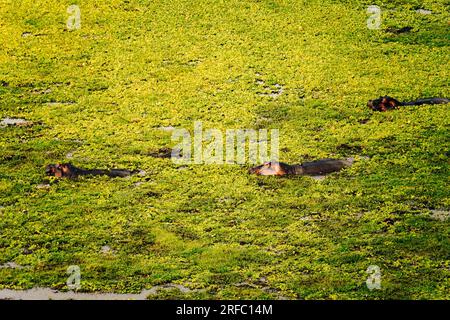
[248,161,299,176]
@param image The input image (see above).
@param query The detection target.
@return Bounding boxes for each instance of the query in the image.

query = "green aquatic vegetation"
[0,0,449,299]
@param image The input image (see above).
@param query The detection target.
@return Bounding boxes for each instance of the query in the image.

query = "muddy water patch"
[429,210,450,221]
[0,118,33,127]
[45,102,76,107]
[416,9,432,15]
[257,83,284,98]
[158,126,176,132]
[310,175,326,181]
[0,284,193,300]
[267,84,284,98]
[36,184,51,190]
[100,245,114,255]
[0,262,30,270]
[66,151,75,159]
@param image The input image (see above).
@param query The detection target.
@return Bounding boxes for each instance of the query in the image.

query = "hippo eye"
[263,162,271,168]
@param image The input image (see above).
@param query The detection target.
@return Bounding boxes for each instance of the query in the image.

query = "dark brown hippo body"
[368,96,449,112]
[45,163,137,179]
[249,158,353,176]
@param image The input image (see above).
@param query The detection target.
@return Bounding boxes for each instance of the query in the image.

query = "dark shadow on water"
[381,24,449,48]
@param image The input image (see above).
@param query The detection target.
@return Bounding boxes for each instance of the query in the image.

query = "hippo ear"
[61,164,74,177]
